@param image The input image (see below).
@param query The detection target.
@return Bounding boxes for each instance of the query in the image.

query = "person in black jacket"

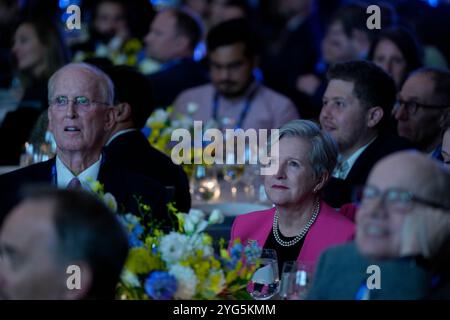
[0,63,169,227]
[320,61,414,208]
[143,7,209,108]
[103,65,191,213]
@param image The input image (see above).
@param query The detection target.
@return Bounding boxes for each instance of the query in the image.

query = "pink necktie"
[67,177,82,189]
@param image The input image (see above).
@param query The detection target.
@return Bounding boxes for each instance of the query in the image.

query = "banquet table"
[193,175,272,243]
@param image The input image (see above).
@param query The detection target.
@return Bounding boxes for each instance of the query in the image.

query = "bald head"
[48,62,115,106]
[356,150,450,259]
[369,151,450,207]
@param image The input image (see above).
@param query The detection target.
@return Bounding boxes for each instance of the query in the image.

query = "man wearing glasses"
[394,68,450,159]
[308,151,450,299]
[0,63,168,227]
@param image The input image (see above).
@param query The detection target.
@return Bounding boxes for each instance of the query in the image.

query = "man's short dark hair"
[411,68,450,107]
[329,1,397,42]
[206,18,257,58]
[25,187,128,300]
[327,60,397,129]
[169,8,203,51]
[104,65,154,129]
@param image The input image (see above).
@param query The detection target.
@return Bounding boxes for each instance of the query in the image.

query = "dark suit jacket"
[323,133,414,208]
[104,130,191,213]
[0,158,172,228]
[148,58,209,108]
[308,243,450,300]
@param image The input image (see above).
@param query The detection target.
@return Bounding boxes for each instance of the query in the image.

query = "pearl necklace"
[272,198,320,247]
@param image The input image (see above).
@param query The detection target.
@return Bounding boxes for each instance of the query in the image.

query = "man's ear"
[62,262,93,300]
[115,102,132,123]
[174,35,190,54]
[366,106,384,128]
[47,108,54,133]
[104,106,117,131]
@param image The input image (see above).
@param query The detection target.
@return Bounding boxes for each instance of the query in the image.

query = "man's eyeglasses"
[354,185,450,213]
[395,99,448,115]
[49,96,110,110]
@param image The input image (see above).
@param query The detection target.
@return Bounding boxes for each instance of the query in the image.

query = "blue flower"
[144,271,178,300]
[244,242,262,264]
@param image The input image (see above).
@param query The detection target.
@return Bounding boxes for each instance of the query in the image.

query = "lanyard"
[212,83,259,130]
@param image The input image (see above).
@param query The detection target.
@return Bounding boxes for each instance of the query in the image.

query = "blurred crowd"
[0,0,450,300]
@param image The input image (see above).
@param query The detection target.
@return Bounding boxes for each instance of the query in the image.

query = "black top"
[263,227,306,277]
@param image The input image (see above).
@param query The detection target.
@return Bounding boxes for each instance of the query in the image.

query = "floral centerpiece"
[87,180,261,300]
[145,104,212,179]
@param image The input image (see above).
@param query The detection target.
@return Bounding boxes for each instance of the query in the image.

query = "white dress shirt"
[332,137,377,180]
[55,155,102,190]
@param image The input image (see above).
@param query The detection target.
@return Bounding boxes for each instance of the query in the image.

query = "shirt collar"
[56,155,102,189]
[105,128,137,146]
[333,136,377,180]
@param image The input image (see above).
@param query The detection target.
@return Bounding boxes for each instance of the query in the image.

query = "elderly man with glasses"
[394,67,450,159]
[0,63,169,227]
[308,151,450,299]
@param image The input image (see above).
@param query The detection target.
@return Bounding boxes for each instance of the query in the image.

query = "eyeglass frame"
[354,185,450,213]
[48,95,111,110]
[394,99,448,116]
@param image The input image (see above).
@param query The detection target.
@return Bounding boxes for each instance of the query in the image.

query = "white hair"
[48,62,114,105]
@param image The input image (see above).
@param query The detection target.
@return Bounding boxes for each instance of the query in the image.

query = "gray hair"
[48,62,114,105]
[277,119,338,179]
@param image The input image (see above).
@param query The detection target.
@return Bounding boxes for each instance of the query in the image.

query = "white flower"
[183,215,195,234]
[120,269,141,288]
[203,269,226,295]
[95,43,109,57]
[188,209,205,224]
[159,232,189,265]
[169,264,198,299]
[208,209,224,224]
[147,109,169,125]
[187,102,199,114]
[103,192,118,213]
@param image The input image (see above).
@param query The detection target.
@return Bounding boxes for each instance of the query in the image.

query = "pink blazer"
[230,201,355,268]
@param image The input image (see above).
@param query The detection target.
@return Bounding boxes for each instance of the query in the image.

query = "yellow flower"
[125,247,162,274]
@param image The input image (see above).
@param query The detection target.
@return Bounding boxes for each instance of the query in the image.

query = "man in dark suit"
[320,61,413,208]
[0,188,129,300]
[308,151,450,299]
[144,8,209,108]
[0,63,169,227]
[103,65,191,213]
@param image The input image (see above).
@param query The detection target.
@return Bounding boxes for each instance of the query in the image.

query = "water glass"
[247,249,280,300]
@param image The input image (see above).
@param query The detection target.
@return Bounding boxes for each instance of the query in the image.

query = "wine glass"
[222,151,245,199]
[293,261,315,300]
[279,261,297,300]
[247,248,280,300]
[192,164,220,202]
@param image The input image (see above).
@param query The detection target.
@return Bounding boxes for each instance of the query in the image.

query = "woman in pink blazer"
[230,120,354,272]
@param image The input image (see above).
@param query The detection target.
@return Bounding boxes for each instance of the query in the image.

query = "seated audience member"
[394,67,450,158]
[174,18,299,130]
[0,17,69,165]
[0,187,128,300]
[368,26,423,89]
[71,0,140,64]
[296,2,397,118]
[208,0,248,28]
[308,151,450,299]
[260,0,322,117]
[230,120,354,273]
[144,7,209,108]
[320,60,413,208]
[0,63,168,227]
[103,65,191,212]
